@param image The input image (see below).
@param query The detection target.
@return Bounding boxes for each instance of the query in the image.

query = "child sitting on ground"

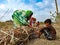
[40,19,56,40]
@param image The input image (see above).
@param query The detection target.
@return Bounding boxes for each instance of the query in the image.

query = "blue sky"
[0,0,60,22]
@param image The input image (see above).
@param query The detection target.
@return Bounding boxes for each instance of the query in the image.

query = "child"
[29,17,36,27]
[36,21,40,28]
[40,19,56,40]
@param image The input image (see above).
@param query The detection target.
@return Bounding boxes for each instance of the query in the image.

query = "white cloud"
[36,2,44,8]
[6,0,33,10]
[0,0,60,22]
[0,4,6,9]
[33,8,51,21]
[0,0,34,22]
[36,0,49,8]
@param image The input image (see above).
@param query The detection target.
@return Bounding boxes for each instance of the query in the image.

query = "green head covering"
[26,10,33,18]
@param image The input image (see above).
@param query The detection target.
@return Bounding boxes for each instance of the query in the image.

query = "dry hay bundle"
[0,26,29,45]
[0,26,42,45]
[14,28,29,41]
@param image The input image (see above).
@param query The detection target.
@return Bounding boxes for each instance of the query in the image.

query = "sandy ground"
[0,22,60,45]
[27,32,60,45]
[26,24,60,45]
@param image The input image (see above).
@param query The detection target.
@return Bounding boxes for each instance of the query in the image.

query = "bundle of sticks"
[0,26,29,45]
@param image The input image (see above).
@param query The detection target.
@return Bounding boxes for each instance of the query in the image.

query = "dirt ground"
[0,22,60,45]
[26,24,60,45]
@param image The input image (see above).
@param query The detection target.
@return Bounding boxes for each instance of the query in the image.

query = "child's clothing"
[30,17,36,26]
[40,25,56,40]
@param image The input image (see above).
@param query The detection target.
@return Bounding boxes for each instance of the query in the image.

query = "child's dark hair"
[44,19,52,24]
